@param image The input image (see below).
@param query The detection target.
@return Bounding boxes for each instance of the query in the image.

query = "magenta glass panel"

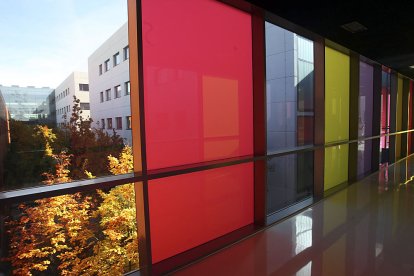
[141,0,253,169]
[148,163,254,263]
[380,71,391,163]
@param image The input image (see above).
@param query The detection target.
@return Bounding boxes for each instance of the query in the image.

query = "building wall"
[88,23,131,144]
[55,72,90,127]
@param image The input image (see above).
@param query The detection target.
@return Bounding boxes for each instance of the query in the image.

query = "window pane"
[113,52,120,66]
[265,22,314,152]
[1,183,139,274]
[124,46,129,60]
[358,61,373,176]
[267,151,314,214]
[142,0,253,170]
[149,163,254,263]
[0,0,135,191]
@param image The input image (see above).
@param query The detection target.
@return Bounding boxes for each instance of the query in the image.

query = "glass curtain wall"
[0,1,138,275]
[265,21,314,214]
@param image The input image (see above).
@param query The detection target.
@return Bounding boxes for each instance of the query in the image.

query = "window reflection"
[267,151,314,214]
[265,22,314,152]
[295,212,313,255]
[265,21,314,215]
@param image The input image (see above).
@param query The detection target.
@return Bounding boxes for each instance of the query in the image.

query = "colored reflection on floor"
[174,155,414,275]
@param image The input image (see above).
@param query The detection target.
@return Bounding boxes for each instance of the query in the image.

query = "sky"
[0,0,128,88]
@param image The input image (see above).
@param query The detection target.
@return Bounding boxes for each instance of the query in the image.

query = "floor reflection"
[174,155,414,275]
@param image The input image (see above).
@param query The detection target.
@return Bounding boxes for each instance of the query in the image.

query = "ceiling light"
[341,21,368,33]
[410,65,414,69]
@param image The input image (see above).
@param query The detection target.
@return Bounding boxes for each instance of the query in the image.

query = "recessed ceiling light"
[410,65,414,69]
[341,21,368,33]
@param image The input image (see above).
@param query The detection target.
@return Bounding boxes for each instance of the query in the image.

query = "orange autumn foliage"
[6,128,138,275]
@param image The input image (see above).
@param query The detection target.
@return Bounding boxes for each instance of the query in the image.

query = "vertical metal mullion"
[348,52,360,182]
[252,8,267,226]
[401,78,409,157]
[389,72,397,164]
[128,0,152,273]
[313,37,325,199]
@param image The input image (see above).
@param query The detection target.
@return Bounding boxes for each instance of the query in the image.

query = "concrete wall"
[55,71,90,126]
[88,23,131,144]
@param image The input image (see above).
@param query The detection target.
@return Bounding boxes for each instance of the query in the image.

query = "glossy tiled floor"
[174,156,414,275]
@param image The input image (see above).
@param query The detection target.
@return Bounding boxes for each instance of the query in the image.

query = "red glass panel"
[141,0,253,169]
[148,163,254,263]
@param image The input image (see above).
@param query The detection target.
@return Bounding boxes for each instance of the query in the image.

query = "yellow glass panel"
[325,47,350,143]
[324,47,350,190]
[395,76,403,159]
[324,145,349,191]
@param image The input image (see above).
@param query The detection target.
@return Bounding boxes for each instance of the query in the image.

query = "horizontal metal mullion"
[2,128,414,203]
[147,155,257,180]
[0,173,141,204]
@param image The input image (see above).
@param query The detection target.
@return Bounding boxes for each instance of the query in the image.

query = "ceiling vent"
[341,21,368,33]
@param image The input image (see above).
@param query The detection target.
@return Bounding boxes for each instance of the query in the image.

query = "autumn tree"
[59,96,124,179]
[4,121,55,189]
[6,130,98,275]
[6,128,138,275]
[77,146,138,274]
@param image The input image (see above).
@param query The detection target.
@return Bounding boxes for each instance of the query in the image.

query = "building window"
[101,118,105,129]
[80,103,90,110]
[99,64,103,75]
[79,84,89,91]
[125,81,130,95]
[126,116,132,130]
[113,52,120,66]
[100,91,104,102]
[104,59,110,72]
[114,85,121,98]
[116,117,122,129]
[105,89,111,101]
[107,118,113,129]
[123,46,129,60]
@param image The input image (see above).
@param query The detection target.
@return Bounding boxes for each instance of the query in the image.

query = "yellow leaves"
[108,146,133,175]
[84,170,96,179]
[7,145,139,275]
[34,125,57,157]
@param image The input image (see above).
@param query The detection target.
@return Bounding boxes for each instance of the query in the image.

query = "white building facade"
[88,23,131,144]
[55,71,90,127]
